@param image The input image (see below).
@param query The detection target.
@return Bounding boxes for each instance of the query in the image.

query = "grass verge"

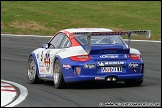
[1,1,161,40]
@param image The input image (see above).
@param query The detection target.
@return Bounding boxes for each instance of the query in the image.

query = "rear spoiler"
[73,30,151,54]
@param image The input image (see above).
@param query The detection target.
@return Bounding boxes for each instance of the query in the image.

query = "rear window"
[74,35,125,45]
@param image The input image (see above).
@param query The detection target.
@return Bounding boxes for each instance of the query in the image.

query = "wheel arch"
[53,55,65,77]
[29,52,40,76]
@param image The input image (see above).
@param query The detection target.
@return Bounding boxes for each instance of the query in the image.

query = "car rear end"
[62,35,144,83]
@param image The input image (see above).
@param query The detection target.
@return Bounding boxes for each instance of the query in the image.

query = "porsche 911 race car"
[27,28,150,89]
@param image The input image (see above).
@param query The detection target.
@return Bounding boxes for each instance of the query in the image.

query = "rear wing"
[73,30,151,54]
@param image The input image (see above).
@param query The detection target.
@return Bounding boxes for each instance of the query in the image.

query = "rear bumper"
[64,74,143,83]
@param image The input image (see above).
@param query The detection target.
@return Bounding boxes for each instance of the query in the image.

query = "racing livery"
[27,28,151,89]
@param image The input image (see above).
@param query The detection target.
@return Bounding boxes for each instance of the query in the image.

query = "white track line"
[1,83,17,107]
[1,34,161,42]
[124,39,161,43]
[1,80,28,107]
[1,34,52,37]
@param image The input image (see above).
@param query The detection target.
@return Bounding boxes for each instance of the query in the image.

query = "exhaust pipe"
[106,76,117,82]
[112,77,117,81]
[107,77,111,81]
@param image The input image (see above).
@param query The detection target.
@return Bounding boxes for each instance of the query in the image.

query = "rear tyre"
[124,80,143,86]
[27,56,43,84]
[53,59,67,89]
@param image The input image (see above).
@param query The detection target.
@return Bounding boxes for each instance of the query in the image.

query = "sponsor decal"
[124,54,127,58]
[100,54,118,58]
[56,50,66,54]
[98,62,104,66]
[75,67,81,75]
[73,32,89,35]
[44,51,50,71]
[84,64,96,69]
[63,64,71,69]
[92,32,128,36]
[40,67,45,72]
[133,69,137,72]
[132,31,147,34]
[40,51,44,61]
[39,75,46,77]
[98,61,125,66]
[39,63,45,67]
[37,54,39,58]
[128,62,139,68]
[95,77,105,80]
[101,67,122,73]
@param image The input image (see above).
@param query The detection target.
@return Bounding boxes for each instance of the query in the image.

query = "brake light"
[70,55,91,61]
[130,54,141,60]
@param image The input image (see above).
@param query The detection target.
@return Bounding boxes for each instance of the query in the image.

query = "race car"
[27,28,150,89]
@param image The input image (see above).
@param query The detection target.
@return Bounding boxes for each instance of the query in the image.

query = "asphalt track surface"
[1,36,161,107]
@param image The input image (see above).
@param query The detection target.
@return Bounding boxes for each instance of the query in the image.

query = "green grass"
[1,1,161,40]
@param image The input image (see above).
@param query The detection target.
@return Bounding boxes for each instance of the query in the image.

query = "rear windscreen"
[74,35,125,45]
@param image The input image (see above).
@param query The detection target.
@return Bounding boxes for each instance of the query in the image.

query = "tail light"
[70,55,91,61]
[130,54,141,60]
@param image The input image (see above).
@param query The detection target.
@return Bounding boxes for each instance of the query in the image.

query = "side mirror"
[42,42,49,49]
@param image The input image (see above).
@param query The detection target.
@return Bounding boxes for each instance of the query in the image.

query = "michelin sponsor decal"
[97,61,125,66]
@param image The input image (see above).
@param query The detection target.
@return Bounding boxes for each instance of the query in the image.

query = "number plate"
[101,67,122,73]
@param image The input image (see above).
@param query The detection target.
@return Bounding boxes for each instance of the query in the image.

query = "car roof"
[62,28,113,33]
